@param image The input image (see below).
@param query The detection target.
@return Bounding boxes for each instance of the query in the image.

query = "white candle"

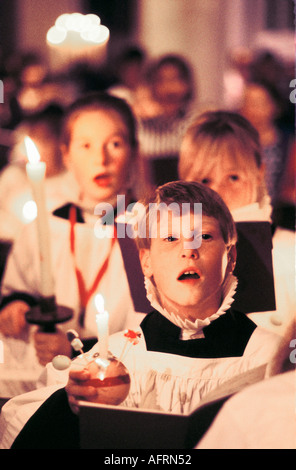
[24,136,54,297]
[95,294,109,360]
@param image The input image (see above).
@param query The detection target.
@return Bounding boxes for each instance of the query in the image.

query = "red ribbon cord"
[69,205,117,308]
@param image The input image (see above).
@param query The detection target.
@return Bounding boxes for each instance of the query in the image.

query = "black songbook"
[232,221,276,313]
[78,364,266,449]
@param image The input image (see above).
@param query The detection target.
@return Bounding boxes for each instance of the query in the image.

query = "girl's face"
[62,109,133,207]
[187,153,264,211]
[140,213,236,322]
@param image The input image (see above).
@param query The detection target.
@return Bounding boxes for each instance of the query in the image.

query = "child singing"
[0,181,280,449]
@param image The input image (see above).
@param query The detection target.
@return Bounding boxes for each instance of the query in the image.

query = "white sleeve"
[0,359,70,449]
[1,223,40,299]
[196,400,249,449]
[0,383,65,449]
[244,326,281,362]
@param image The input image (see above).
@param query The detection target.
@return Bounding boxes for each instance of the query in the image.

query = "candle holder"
[81,351,131,406]
[25,295,73,333]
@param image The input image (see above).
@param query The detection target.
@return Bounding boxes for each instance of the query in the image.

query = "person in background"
[0,93,146,385]
[249,51,288,102]
[179,111,268,214]
[136,54,196,187]
[108,46,147,108]
[272,139,296,233]
[14,52,49,118]
[179,110,295,333]
[239,79,292,206]
[0,105,72,244]
[222,46,253,111]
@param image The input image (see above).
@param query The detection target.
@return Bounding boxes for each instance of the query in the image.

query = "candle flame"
[24,136,41,164]
[95,293,105,314]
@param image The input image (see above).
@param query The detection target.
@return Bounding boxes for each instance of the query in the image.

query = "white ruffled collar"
[144,273,238,340]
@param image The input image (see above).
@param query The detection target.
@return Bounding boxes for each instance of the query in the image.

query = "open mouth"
[93,174,112,187]
[178,270,200,281]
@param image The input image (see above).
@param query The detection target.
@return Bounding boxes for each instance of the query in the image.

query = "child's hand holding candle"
[66,295,134,408]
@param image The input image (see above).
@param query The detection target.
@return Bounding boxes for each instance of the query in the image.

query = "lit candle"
[24,136,54,297]
[95,294,109,360]
[46,13,110,70]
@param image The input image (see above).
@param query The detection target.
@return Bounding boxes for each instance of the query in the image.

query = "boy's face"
[140,212,236,322]
[62,109,133,206]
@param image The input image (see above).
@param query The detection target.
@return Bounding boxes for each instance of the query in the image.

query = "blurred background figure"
[135,54,196,187]
[222,46,253,111]
[14,51,77,117]
[240,79,292,207]
[15,52,49,117]
[272,140,296,231]
[108,45,147,108]
[179,111,268,214]
[0,49,79,171]
[0,52,24,171]
[0,104,79,248]
[0,55,22,129]
[250,50,288,100]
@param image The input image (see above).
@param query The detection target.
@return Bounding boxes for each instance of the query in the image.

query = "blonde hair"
[179,111,268,204]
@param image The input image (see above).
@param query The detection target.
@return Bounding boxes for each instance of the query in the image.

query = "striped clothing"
[137,110,193,186]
